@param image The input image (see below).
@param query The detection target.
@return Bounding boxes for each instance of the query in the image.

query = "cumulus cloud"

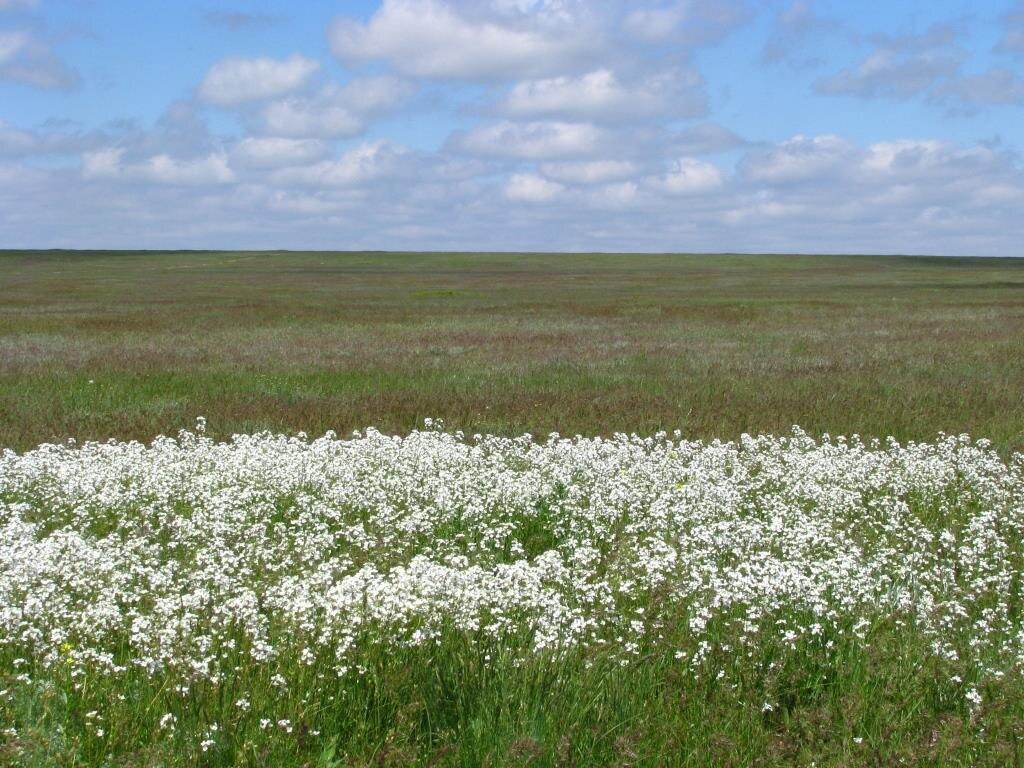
[731,136,1023,231]
[0,120,34,154]
[326,75,413,114]
[655,157,724,194]
[198,54,319,106]
[449,120,603,159]
[231,137,327,169]
[5,0,1023,256]
[329,0,601,80]
[741,134,856,183]
[82,148,234,185]
[671,122,747,156]
[262,100,362,139]
[1,129,1010,254]
[686,135,1024,253]
[269,141,413,187]
[329,0,746,84]
[505,172,562,202]
[261,76,413,138]
[0,29,78,89]
[859,140,1011,185]
[0,119,105,156]
[588,180,639,207]
[539,159,638,184]
[496,67,706,121]
[623,1,749,46]
[622,4,686,43]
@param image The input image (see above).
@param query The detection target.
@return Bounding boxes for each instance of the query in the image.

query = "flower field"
[2,422,1024,766]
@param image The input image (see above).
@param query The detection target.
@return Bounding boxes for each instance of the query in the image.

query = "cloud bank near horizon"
[1,0,1023,255]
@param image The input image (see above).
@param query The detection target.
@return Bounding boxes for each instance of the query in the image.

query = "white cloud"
[0,120,104,156]
[261,76,412,138]
[734,136,1023,230]
[742,134,855,183]
[0,31,23,63]
[329,0,600,80]
[623,5,687,43]
[263,100,363,140]
[671,122,746,155]
[331,75,412,113]
[539,159,637,184]
[0,119,37,154]
[0,29,77,89]
[81,148,123,179]
[497,67,705,121]
[263,191,351,216]
[505,172,563,202]
[198,54,319,106]
[624,1,749,46]
[83,148,234,185]
[232,137,327,169]
[270,141,412,187]
[450,121,602,159]
[589,180,639,207]
[656,157,724,194]
[860,140,1006,184]
[131,153,234,185]
[862,140,946,175]
[12,118,1024,256]
[134,152,234,185]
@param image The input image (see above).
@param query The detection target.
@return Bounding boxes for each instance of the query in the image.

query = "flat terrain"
[4,429,1024,766]
[5,251,1024,767]
[2,250,1024,452]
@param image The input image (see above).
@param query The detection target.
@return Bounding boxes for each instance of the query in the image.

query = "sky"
[1,1,1024,254]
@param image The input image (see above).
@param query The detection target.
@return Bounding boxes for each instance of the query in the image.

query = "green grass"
[2,250,1024,453]
[3,251,1024,765]
[7,623,1024,766]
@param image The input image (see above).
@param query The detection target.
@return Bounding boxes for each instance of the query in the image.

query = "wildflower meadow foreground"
[2,422,1024,766]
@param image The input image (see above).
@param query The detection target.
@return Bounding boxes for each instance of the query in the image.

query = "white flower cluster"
[1,425,1022,698]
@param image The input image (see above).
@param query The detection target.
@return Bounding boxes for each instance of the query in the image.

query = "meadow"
[3,426,1024,766]
[3,250,1024,767]
[1,250,1023,453]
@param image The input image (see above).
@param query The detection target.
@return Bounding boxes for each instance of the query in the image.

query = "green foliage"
[4,624,1024,765]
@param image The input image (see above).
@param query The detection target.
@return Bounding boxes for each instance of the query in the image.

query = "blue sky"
[2,0,1023,254]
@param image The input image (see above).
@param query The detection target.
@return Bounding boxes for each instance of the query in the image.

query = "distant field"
[2,250,1023,452]
[5,251,1024,767]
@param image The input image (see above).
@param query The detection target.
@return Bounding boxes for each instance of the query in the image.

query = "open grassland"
[3,426,1024,766]
[1,250,1024,453]
[4,252,1024,765]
